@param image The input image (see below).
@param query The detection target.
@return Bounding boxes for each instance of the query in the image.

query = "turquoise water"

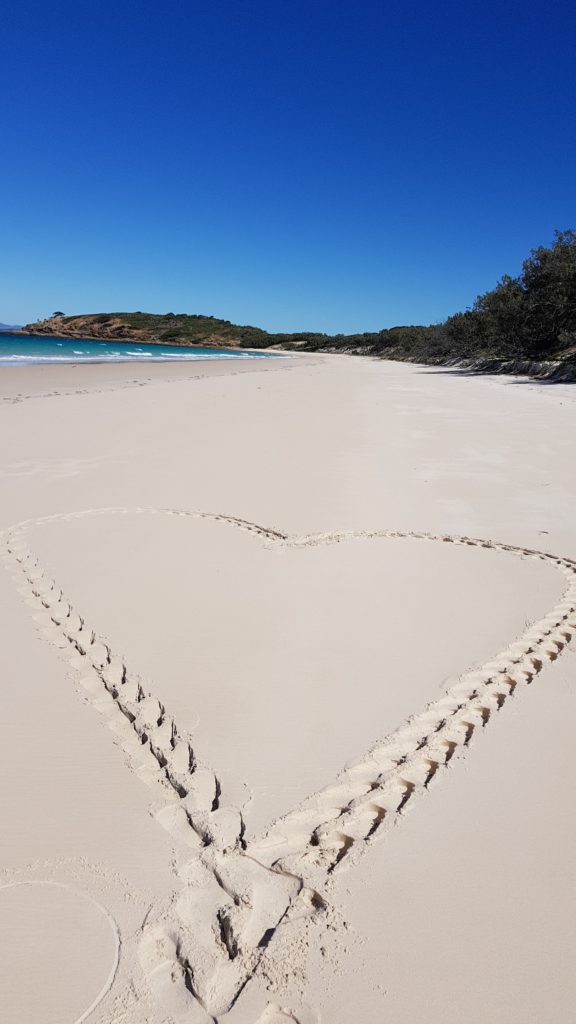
[0,333,279,365]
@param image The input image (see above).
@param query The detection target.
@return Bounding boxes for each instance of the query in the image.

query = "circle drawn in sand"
[0,881,120,1024]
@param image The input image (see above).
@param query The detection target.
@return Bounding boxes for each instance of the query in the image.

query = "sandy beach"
[1,353,575,1024]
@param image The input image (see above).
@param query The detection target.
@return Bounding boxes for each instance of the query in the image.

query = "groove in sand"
[2,507,575,1020]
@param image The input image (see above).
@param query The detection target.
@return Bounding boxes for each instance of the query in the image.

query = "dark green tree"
[520,229,576,355]
[472,274,527,357]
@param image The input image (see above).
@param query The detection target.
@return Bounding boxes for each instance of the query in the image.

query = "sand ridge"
[3,506,576,1021]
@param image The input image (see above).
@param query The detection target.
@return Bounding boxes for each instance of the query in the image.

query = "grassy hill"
[24,312,272,349]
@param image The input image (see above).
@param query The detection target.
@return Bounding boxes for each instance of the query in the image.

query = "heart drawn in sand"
[3,508,576,1022]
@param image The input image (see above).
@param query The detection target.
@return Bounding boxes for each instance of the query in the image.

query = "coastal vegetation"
[25,230,576,378]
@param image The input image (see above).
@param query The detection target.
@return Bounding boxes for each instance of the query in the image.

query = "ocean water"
[0,333,280,365]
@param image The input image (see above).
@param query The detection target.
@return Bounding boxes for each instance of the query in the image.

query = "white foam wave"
[0,350,275,365]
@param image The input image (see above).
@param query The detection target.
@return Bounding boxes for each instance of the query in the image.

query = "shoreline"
[16,330,286,354]
[2,328,287,357]
[0,348,318,403]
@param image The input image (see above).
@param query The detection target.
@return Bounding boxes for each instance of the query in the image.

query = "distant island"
[23,230,576,381]
[0,323,23,332]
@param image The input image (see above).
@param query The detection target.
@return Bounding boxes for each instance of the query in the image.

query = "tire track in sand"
[2,509,575,1021]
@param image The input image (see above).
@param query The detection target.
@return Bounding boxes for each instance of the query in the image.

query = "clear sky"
[1,0,575,332]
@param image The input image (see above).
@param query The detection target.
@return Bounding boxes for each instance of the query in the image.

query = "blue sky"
[1,0,575,332]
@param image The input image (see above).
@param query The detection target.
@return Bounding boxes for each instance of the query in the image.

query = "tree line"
[266,229,576,366]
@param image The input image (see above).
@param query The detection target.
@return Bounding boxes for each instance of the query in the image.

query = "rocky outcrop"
[24,315,148,341]
[22,314,247,349]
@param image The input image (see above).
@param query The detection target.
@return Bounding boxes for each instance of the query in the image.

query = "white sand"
[0,354,575,1023]
[0,882,119,1024]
